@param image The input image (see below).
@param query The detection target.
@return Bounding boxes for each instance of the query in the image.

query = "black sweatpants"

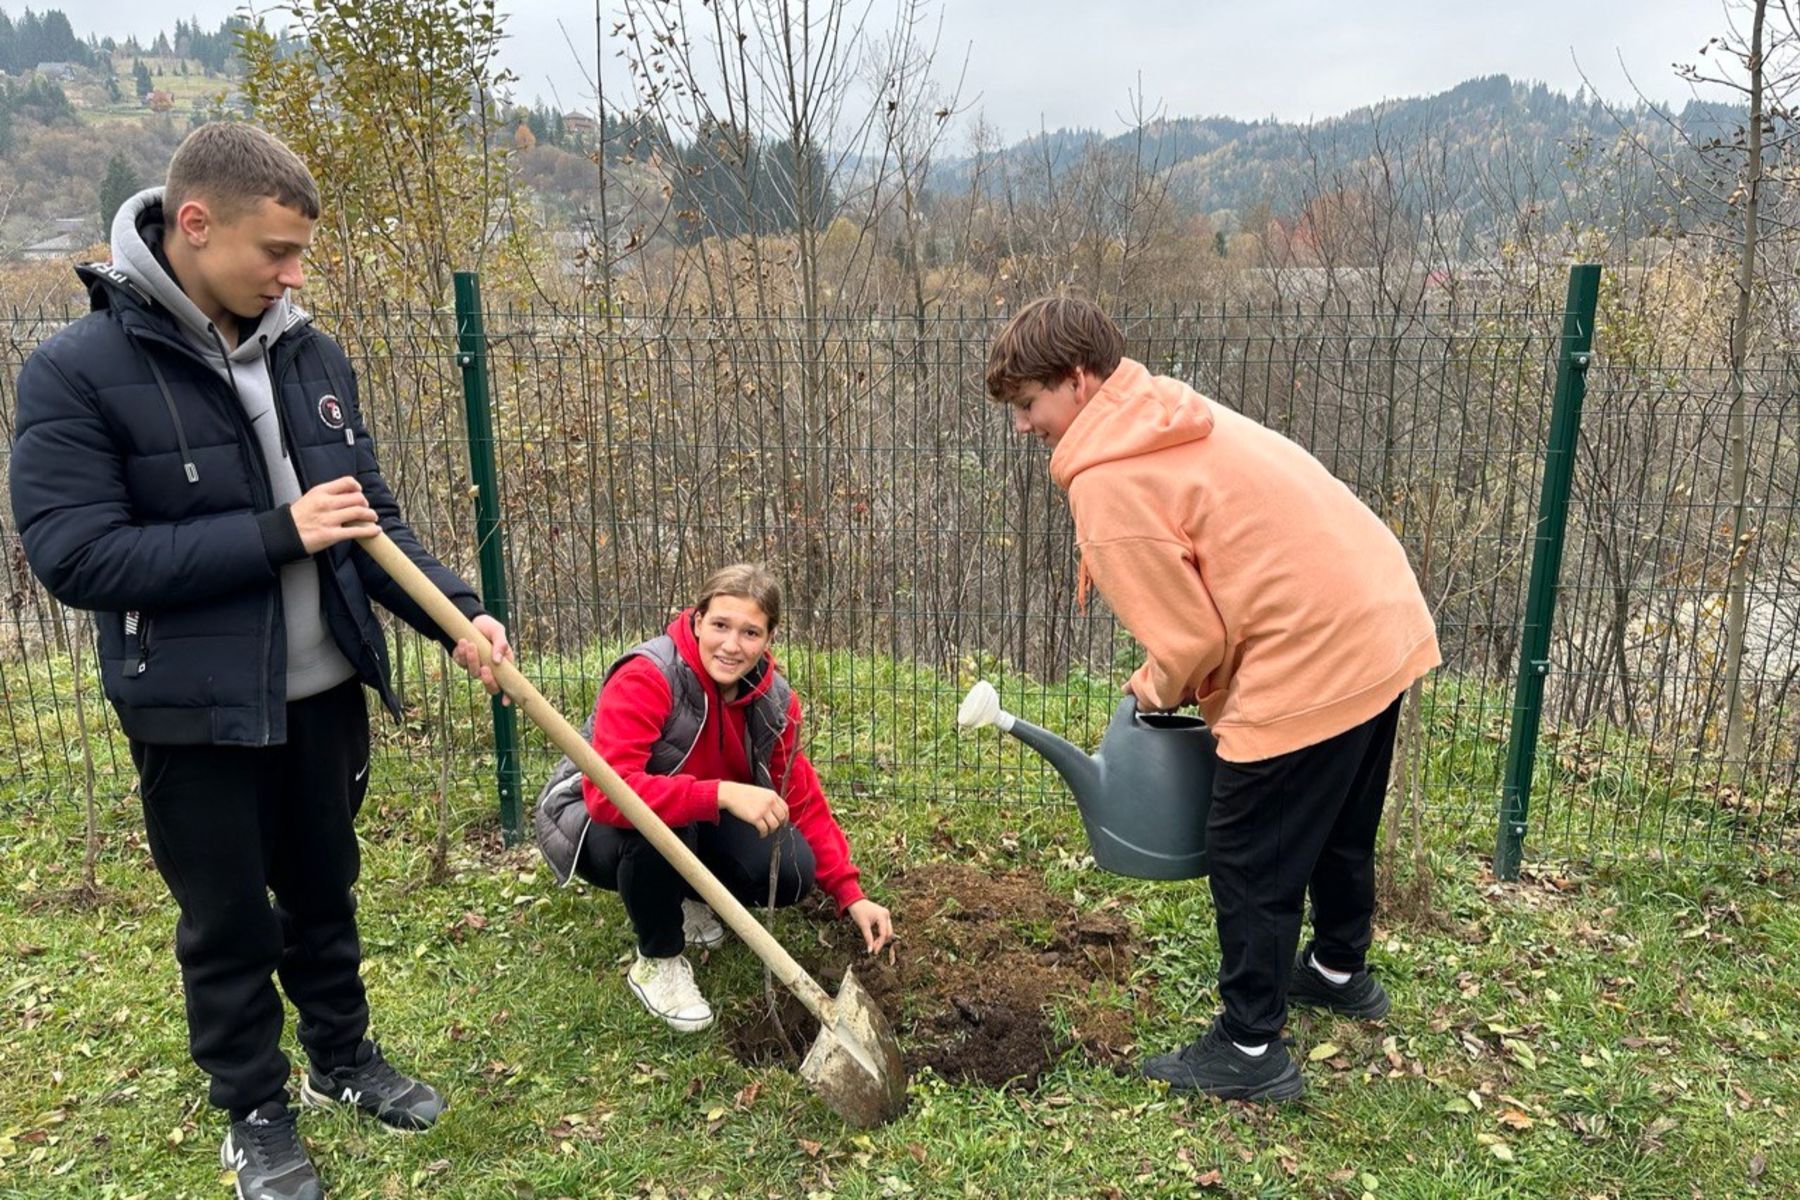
[1208,693,1403,1046]
[574,813,817,958]
[130,678,372,1116]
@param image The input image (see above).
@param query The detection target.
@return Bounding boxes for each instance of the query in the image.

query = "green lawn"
[2,649,1797,1199]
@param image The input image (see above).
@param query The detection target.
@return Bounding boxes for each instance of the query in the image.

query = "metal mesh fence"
[2,289,1795,861]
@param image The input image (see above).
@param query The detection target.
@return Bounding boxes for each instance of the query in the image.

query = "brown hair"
[165,122,322,225]
[694,563,782,630]
[985,295,1125,403]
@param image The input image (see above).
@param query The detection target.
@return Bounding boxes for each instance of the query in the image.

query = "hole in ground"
[724,862,1146,1090]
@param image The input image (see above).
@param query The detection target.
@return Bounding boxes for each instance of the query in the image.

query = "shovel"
[359,532,907,1127]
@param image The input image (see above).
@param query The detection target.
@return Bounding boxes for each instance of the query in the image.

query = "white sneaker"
[681,899,728,950]
[626,954,714,1033]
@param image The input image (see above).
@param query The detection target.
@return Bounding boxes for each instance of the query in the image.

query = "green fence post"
[1495,263,1602,880]
[453,271,522,844]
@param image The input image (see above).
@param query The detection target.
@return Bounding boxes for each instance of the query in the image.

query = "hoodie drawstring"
[142,353,199,485]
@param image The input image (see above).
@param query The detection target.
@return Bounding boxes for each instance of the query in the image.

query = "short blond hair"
[166,122,321,224]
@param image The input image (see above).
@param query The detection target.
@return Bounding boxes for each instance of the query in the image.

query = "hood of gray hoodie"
[110,186,354,702]
[111,187,302,365]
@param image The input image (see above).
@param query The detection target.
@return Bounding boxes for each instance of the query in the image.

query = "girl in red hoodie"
[534,564,893,1033]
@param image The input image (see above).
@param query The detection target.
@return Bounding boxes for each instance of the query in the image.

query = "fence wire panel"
[3,295,1794,862]
[1535,353,1800,858]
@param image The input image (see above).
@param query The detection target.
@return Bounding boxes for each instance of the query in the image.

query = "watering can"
[957,680,1216,880]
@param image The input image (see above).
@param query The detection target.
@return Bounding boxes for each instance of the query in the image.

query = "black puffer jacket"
[8,262,484,746]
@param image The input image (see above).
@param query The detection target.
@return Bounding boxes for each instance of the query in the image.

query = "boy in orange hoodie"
[987,296,1440,1101]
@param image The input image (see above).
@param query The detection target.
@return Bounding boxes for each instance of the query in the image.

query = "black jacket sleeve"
[10,348,285,613]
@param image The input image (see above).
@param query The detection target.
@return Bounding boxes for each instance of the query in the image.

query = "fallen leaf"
[1308,1042,1341,1062]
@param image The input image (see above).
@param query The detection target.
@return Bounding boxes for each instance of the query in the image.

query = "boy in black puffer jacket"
[9,122,513,1200]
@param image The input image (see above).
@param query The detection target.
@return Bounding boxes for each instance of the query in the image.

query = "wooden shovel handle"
[359,531,835,1020]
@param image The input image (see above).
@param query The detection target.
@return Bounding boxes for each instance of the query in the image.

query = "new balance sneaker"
[682,899,729,950]
[220,1101,322,1200]
[300,1040,445,1132]
[627,953,714,1032]
[1287,950,1392,1021]
[1140,1021,1305,1102]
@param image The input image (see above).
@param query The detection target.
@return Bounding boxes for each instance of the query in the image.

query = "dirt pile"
[725,862,1145,1089]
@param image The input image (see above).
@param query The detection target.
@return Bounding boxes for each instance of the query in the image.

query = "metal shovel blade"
[799,967,908,1128]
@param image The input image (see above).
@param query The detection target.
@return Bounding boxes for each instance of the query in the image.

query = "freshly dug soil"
[724,863,1145,1090]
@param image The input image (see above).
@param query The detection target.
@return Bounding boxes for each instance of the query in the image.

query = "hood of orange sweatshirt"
[1049,358,1214,491]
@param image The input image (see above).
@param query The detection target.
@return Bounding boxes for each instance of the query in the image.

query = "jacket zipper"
[204,324,280,745]
[273,338,394,712]
[125,610,149,675]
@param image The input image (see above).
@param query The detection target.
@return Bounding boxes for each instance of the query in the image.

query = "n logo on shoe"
[341,1087,362,1105]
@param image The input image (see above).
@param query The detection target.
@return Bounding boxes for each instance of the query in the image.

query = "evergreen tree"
[132,57,153,99]
[39,10,89,64]
[99,153,139,238]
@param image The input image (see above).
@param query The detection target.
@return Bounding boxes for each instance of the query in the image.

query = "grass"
[2,644,1798,1198]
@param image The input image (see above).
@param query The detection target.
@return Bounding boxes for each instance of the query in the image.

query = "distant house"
[50,217,90,235]
[562,113,598,137]
[19,232,81,261]
[33,62,80,82]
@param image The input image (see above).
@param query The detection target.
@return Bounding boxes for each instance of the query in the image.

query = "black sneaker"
[1287,951,1391,1020]
[220,1101,322,1200]
[1140,1021,1305,1101]
[300,1040,445,1132]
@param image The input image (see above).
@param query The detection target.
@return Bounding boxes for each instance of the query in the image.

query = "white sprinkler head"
[957,679,1014,733]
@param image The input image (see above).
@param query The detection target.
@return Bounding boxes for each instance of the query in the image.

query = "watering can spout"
[1009,718,1104,800]
[957,680,1103,802]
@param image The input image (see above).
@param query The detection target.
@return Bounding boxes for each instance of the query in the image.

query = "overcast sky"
[52,0,1736,140]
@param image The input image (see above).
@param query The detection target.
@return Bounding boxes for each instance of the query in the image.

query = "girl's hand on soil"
[453,615,514,705]
[847,899,894,953]
[719,782,789,836]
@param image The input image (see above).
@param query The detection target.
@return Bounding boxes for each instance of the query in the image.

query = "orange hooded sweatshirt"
[1049,358,1441,763]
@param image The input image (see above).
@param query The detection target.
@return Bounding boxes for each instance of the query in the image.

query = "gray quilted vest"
[534,633,792,885]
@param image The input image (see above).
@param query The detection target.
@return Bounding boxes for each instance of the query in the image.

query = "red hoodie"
[581,611,865,912]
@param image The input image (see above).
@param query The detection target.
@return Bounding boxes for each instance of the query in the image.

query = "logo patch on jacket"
[318,394,346,430]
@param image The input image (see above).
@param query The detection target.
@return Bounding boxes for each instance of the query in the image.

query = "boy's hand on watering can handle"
[453,615,515,705]
[1122,676,1179,714]
[848,899,894,954]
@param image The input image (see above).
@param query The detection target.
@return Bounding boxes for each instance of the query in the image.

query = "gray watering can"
[957,680,1216,880]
